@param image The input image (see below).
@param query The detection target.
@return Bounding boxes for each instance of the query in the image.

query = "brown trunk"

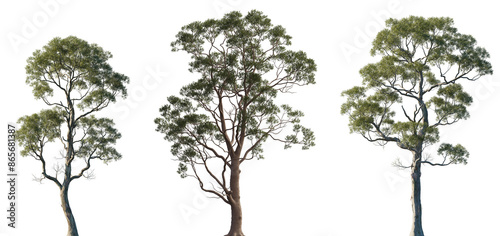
[410,152,424,236]
[225,158,244,236]
[60,185,78,236]
[226,199,244,236]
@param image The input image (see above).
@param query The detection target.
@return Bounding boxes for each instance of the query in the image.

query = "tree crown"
[341,16,492,166]
[156,10,316,180]
[25,36,129,117]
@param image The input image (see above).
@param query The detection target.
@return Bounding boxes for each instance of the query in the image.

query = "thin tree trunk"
[63,103,78,236]
[226,159,244,236]
[410,153,424,236]
[61,185,78,236]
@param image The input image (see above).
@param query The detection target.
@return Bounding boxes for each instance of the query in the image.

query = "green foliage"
[437,143,469,165]
[429,83,472,124]
[341,16,492,165]
[156,10,316,179]
[17,108,64,157]
[76,116,122,163]
[25,36,129,110]
[370,16,492,79]
[341,86,399,135]
[155,96,219,177]
[391,122,439,148]
[438,143,469,165]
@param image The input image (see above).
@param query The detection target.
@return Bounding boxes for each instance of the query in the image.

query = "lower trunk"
[410,156,424,236]
[61,186,79,236]
[226,157,244,236]
[226,200,244,236]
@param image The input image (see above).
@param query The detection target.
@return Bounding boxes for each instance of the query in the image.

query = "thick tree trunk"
[410,153,424,236]
[226,159,244,236]
[61,186,78,236]
[226,199,244,236]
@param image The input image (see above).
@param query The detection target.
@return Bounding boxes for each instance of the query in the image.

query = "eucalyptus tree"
[341,16,492,236]
[17,36,129,236]
[155,10,316,236]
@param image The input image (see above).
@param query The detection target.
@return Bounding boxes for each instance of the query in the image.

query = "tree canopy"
[341,16,492,162]
[155,10,316,185]
[25,36,128,119]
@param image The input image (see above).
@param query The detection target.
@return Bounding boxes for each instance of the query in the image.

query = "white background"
[1,0,499,235]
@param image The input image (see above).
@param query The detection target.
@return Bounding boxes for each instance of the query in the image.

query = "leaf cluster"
[437,143,469,165]
[76,116,122,163]
[17,108,64,157]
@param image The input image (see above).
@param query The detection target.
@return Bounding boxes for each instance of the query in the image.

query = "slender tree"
[340,16,492,236]
[155,10,316,236]
[17,36,129,236]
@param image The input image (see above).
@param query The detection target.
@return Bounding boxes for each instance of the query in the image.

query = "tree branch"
[190,159,229,204]
[37,142,62,189]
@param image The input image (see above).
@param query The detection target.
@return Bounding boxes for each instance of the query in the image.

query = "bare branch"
[419,160,451,167]
[392,158,412,169]
[37,143,62,189]
[190,159,229,204]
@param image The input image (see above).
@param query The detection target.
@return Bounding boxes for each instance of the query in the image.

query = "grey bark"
[61,96,79,236]
[61,185,78,236]
[408,82,426,236]
[410,152,424,236]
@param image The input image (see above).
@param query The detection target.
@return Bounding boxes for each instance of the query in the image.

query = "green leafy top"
[156,10,316,180]
[25,36,129,116]
[341,16,492,166]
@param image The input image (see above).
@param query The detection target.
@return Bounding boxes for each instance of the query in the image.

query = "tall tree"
[340,16,492,236]
[155,10,316,236]
[17,36,129,236]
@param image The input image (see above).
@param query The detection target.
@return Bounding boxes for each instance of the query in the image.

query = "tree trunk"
[61,185,79,236]
[226,159,244,236]
[62,99,78,236]
[226,199,244,236]
[410,153,424,236]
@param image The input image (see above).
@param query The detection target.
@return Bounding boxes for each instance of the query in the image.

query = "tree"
[17,36,129,236]
[340,16,492,236]
[155,10,316,236]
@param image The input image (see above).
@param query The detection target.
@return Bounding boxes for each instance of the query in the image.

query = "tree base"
[225,232,244,236]
[409,227,424,236]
